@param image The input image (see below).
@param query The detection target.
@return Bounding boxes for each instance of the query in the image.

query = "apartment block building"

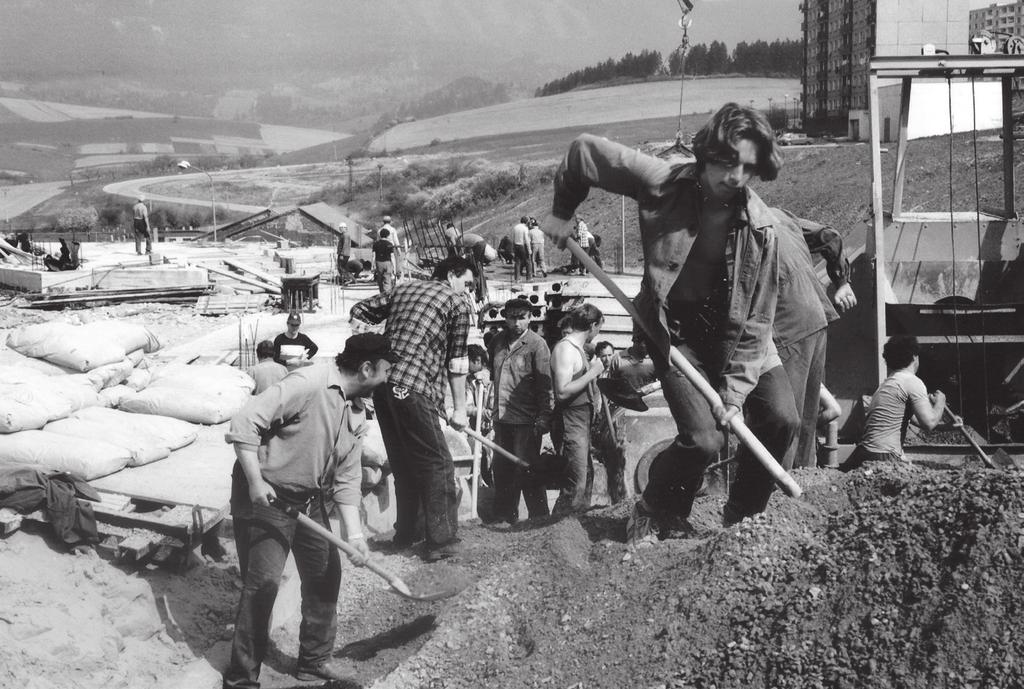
[801,0,970,133]
[970,1,1024,37]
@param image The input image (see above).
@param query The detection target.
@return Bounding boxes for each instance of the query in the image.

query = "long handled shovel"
[942,407,1013,469]
[464,426,530,468]
[273,501,460,602]
[563,238,802,499]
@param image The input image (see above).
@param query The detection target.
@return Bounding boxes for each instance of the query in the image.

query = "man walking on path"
[550,304,606,515]
[487,298,553,524]
[349,255,476,562]
[222,333,397,688]
[336,222,353,285]
[543,102,799,540]
[131,196,151,255]
[372,228,398,293]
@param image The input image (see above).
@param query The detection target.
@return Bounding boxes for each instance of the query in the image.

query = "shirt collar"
[326,364,349,401]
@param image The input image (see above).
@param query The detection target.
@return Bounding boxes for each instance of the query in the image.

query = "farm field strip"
[0,97,168,121]
[371,77,799,151]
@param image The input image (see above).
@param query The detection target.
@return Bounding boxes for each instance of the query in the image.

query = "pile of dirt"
[368,464,1024,689]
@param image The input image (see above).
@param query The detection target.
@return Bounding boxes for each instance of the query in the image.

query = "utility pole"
[377,163,384,202]
[347,157,354,194]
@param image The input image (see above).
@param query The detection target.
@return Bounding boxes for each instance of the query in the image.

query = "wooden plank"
[202,263,280,294]
[194,293,267,315]
[222,258,282,287]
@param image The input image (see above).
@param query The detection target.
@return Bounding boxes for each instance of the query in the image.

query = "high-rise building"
[801,0,970,133]
[970,1,1024,37]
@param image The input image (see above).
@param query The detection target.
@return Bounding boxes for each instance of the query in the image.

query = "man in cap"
[273,312,319,367]
[349,255,476,562]
[131,195,152,255]
[222,332,398,687]
[336,222,353,285]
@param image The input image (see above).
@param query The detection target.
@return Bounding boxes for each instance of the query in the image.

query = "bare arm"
[911,390,946,430]
[551,342,604,403]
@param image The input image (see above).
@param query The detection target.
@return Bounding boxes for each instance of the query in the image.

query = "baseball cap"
[340,333,400,365]
[286,312,302,325]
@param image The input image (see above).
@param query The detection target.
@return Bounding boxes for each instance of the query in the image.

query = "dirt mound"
[369,464,1024,689]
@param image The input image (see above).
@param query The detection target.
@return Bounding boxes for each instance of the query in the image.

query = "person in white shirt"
[511,216,533,281]
[528,217,547,277]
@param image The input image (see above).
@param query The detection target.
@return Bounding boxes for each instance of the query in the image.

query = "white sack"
[6,321,160,372]
[118,363,254,424]
[71,407,198,451]
[0,429,130,479]
[0,379,102,434]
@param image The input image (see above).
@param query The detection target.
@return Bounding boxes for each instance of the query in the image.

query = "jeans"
[778,329,828,470]
[552,403,593,514]
[373,384,459,550]
[492,422,550,522]
[223,465,341,689]
[531,245,547,275]
[644,342,798,522]
[375,261,395,293]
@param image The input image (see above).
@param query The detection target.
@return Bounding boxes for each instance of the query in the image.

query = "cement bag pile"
[0,430,131,479]
[5,320,160,373]
[118,362,255,424]
[0,376,103,434]
[44,407,198,467]
[0,348,74,376]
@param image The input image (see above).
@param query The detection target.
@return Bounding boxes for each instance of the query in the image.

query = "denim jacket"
[552,134,780,408]
[488,328,553,425]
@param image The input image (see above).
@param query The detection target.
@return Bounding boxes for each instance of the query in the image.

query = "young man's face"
[504,312,530,339]
[596,346,614,368]
[358,359,392,394]
[469,356,484,374]
[702,137,759,202]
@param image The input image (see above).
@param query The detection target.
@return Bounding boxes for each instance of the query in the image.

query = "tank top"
[557,337,593,409]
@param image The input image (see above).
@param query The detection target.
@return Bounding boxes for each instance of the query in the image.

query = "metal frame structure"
[866,55,1024,384]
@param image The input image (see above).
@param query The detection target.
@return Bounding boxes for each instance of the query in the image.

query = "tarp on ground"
[117,363,255,425]
[6,321,160,372]
[0,430,131,480]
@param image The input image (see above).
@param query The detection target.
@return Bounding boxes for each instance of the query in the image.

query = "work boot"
[657,513,697,540]
[626,500,659,545]
[423,538,461,563]
[295,659,358,682]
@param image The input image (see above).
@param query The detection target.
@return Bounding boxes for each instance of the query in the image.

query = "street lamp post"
[177,160,217,242]
[783,94,790,127]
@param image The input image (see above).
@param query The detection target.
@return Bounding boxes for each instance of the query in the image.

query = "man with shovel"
[222,333,398,688]
[544,102,800,541]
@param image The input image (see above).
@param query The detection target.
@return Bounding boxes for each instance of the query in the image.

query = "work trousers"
[644,342,799,522]
[512,244,532,280]
[133,218,151,255]
[778,329,828,470]
[224,465,341,689]
[373,383,459,550]
[336,255,352,284]
[531,244,547,276]
[491,422,550,523]
[552,403,594,515]
[375,261,395,293]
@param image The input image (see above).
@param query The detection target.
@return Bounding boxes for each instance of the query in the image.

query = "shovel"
[563,238,802,499]
[464,426,530,468]
[273,501,460,602]
[942,407,1014,470]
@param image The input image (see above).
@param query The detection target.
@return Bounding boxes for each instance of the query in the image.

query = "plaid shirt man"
[349,278,472,411]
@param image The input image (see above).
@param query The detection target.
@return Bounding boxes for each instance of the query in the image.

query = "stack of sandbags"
[44,407,199,467]
[0,373,103,434]
[6,320,160,373]
[0,431,132,480]
[118,363,255,424]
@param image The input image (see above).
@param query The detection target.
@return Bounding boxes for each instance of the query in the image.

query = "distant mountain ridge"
[0,0,799,118]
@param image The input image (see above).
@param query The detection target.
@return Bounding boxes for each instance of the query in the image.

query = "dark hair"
[255,340,275,360]
[468,343,488,365]
[595,341,614,355]
[691,102,782,181]
[566,303,603,331]
[431,254,477,280]
[503,297,531,318]
[882,335,920,369]
[520,216,529,224]
[379,228,391,239]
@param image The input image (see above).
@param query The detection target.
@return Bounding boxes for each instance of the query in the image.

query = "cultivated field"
[0,97,168,122]
[370,76,799,151]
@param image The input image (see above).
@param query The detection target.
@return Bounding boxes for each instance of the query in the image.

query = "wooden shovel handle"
[563,238,802,499]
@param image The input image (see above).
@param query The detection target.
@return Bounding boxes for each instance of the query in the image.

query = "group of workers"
[220,101,950,688]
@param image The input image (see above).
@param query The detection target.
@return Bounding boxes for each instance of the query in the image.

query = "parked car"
[778,131,811,146]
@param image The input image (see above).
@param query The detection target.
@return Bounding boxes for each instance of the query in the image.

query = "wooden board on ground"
[200,263,280,294]
[90,422,235,509]
[195,292,269,315]
[222,258,282,287]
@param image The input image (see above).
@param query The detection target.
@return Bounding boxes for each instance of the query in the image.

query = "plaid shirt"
[349,279,472,409]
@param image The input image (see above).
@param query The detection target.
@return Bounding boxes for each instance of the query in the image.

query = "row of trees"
[535,49,665,97]
[538,39,802,97]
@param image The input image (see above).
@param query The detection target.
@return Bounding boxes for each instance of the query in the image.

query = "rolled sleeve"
[331,440,363,507]
[445,295,472,373]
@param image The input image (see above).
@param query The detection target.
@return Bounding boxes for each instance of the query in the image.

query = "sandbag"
[85,358,136,391]
[0,347,74,376]
[0,430,130,479]
[44,417,171,466]
[71,407,198,452]
[0,379,102,434]
[124,367,152,391]
[98,385,133,408]
[6,321,160,373]
[118,363,254,424]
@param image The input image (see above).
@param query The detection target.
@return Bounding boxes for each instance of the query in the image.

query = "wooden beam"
[1003,76,1016,219]
[201,263,281,294]
[222,258,282,287]
[892,78,912,219]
